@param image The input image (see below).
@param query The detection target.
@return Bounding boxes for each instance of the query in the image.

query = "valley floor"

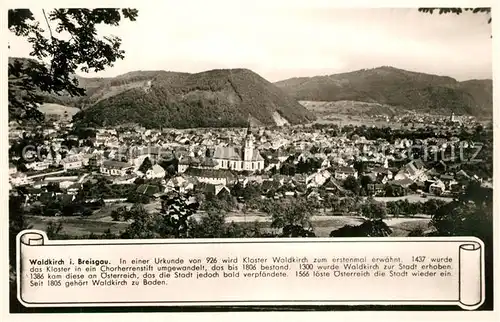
[26,213,431,239]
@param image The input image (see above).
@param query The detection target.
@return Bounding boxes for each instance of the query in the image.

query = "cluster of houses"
[8,120,489,208]
[385,111,476,127]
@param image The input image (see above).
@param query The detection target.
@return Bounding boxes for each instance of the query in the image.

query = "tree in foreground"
[418,7,491,24]
[158,192,200,238]
[267,197,315,237]
[188,210,227,238]
[9,9,138,311]
[429,182,493,309]
[330,219,392,237]
[431,182,492,239]
[8,8,139,123]
[343,175,360,195]
[361,198,387,220]
[121,204,160,239]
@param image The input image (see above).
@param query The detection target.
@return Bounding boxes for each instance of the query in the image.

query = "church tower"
[243,125,254,161]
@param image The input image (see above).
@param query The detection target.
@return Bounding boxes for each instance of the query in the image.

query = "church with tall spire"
[212,125,264,172]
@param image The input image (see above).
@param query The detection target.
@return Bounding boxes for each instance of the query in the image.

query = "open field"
[26,213,431,238]
[300,100,441,129]
[301,100,403,117]
[26,215,129,236]
[26,191,446,238]
[310,115,403,129]
[38,103,80,116]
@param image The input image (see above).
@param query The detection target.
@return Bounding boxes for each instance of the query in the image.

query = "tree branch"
[42,9,54,40]
[42,9,55,83]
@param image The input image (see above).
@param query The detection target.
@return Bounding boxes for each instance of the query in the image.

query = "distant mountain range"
[274,66,492,118]
[9,58,493,128]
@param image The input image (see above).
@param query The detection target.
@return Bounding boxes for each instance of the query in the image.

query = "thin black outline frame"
[15,232,485,312]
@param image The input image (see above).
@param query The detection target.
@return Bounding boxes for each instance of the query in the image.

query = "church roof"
[213,145,264,162]
[251,152,264,161]
[185,168,235,179]
[213,146,242,161]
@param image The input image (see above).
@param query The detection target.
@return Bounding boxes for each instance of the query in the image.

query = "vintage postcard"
[3,0,498,321]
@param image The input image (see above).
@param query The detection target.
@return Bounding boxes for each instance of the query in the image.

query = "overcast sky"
[8,5,492,82]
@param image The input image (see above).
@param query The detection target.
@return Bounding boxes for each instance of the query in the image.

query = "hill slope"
[74,68,315,128]
[9,57,314,128]
[275,66,492,117]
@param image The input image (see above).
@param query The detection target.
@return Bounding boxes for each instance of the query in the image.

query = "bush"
[361,199,387,219]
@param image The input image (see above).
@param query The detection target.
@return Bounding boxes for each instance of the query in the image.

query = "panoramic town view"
[8,112,493,239]
[8,6,493,311]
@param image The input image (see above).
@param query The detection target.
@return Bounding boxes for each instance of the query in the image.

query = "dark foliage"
[138,157,153,173]
[73,69,315,128]
[280,225,316,237]
[275,66,492,117]
[158,192,200,238]
[429,181,493,309]
[8,9,138,123]
[419,7,491,24]
[329,219,392,237]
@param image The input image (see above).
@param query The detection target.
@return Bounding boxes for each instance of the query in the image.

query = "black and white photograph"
[5,1,495,317]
